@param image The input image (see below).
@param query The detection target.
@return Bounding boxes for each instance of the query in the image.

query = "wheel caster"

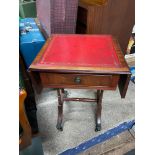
[56,124,63,131]
[95,124,101,132]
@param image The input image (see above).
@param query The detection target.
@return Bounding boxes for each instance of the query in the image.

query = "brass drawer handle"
[74,77,81,84]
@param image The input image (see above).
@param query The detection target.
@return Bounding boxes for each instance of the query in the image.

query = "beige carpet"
[35,81,135,155]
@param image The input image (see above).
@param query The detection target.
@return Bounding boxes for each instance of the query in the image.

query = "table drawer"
[40,73,119,89]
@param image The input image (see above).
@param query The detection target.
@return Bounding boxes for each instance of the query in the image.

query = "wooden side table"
[29,34,131,131]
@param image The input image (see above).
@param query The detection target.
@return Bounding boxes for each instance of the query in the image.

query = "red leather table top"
[37,35,120,68]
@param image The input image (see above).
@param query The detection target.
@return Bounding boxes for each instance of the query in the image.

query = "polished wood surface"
[118,74,131,98]
[56,88,104,132]
[96,90,104,131]
[79,0,108,6]
[19,89,31,150]
[40,73,119,89]
[77,0,135,54]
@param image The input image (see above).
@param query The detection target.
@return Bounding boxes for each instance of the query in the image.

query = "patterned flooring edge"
[59,120,135,155]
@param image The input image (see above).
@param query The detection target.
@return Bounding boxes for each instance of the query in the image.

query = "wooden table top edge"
[29,34,130,74]
[29,66,130,75]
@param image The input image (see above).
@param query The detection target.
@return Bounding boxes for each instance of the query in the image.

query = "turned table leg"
[56,88,104,132]
[56,89,64,131]
[95,90,104,132]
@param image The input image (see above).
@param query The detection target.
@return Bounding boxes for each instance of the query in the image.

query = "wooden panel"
[79,0,108,7]
[98,0,135,54]
[87,6,104,34]
[40,73,119,89]
[118,74,131,98]
[28,71,43,94]
[77,0,135,54]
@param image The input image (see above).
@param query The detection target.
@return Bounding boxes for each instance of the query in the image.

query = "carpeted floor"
[35,81,135,155]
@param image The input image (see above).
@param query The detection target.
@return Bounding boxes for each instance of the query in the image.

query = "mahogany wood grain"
[40,73,119,89]
[96,90,104,131]
[79,0,108,8]
[77,0,135,54]
[119,74,131,98]
[56,89,64,131]
[19,89,31,150]
[28,71,43,94]
[64,98,97,102]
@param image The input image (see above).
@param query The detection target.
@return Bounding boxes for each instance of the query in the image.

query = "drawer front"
[40,73,119,89]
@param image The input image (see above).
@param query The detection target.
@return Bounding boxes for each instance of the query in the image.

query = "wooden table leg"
[95,90,104,132]
[56,89,103,132]
[56,89,64,131]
